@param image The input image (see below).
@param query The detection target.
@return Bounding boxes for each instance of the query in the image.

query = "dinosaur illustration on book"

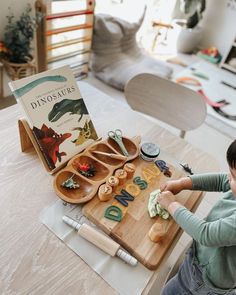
[12,75,67,98]
[33,124,71,169]
[48,99,89,123]
[72,119,98,145]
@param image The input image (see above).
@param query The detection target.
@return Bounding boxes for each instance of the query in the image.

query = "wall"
[0,0,35,96]
[200,0,236,57]
[0,0,35,38]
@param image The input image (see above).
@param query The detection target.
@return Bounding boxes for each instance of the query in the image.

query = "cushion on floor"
[91,12,173,91]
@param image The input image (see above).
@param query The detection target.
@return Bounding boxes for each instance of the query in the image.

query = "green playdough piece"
[148,189,170,219]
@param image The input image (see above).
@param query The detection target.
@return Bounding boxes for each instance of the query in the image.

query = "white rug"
[174,60,236,139]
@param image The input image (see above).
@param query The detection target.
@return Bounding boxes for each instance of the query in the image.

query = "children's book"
[9,65,98,172]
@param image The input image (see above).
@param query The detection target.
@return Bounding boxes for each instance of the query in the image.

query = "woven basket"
[2,59,36,80]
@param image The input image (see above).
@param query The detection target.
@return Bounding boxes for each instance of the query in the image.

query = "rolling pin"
[62,216,138,266]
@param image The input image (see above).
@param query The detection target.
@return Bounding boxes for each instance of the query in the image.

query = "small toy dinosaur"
[180,163,194,175]
[75,162,96,177]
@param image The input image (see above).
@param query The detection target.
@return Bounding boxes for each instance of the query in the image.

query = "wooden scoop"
[92,150,127,160]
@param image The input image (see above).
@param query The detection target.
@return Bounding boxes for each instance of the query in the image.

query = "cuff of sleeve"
[187,175,200,190]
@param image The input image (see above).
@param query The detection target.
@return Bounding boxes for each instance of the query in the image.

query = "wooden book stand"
[18,119,56,174]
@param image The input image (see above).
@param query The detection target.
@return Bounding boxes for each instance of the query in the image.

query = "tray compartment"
[71,155,110,181]
[107,137,138,158]
[53,169,96,203]
[89,143,124,166]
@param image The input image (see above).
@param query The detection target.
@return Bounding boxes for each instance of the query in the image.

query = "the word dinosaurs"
[104,163,162,221]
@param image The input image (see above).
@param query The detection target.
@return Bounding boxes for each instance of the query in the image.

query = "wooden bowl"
[71,155,110,182]
[89,143,123,166]
[53,168,97,204]
[53,135,141,204]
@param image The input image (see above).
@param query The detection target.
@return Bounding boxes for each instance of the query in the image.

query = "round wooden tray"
[53,135,141,204]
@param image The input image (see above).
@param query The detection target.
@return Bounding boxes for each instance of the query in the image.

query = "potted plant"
[1,4,40,80]
[175,0,206,53]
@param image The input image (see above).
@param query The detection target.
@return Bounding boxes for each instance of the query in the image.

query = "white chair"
[124,73,207,138]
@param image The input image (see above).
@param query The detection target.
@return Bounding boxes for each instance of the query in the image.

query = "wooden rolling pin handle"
[62,216,138,266]
[78,223,119,256]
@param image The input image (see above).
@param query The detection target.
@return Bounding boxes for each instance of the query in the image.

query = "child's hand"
[160,179,183,195]
[160,177,193,195]
[157,191,176,211]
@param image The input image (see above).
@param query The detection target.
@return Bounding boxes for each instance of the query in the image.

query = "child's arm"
[173,207,236,246]
[157,191,236,246]
[189,173,230,192]
[161,173,230,194]
[160,177,192,195]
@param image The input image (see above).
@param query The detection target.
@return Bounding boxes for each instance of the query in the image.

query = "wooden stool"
[151,21,173,52]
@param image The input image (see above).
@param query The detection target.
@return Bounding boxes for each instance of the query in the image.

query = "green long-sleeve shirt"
[173,173,236,290]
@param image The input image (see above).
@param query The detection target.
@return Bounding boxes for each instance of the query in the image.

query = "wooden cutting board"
[82,156,201,270]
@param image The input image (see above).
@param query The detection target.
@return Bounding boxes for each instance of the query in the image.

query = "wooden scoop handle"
[92,150,127,160]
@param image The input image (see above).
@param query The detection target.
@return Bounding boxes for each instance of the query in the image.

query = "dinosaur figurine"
[33,124,71,168]
[48,98,89,123]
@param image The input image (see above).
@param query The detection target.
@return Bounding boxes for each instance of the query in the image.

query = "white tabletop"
[0,82,218,294]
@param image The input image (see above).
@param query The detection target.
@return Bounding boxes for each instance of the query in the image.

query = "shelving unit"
[35,0,95,79]
[220,37,236,74]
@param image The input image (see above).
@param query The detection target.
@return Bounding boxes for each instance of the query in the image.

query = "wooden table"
[0,82,218,294]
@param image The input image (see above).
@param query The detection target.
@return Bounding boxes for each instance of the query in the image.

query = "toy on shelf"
[197,47,222,64]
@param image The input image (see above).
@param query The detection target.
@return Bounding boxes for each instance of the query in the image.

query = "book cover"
[9,65,98,171]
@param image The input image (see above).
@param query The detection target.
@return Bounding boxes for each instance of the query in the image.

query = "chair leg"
[152,29,161,52]
[180,130,186,138]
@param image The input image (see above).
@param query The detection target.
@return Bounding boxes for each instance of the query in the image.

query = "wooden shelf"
[35,0,94,79]
[46,24,93,36]
[47,49,90,63]
[46,9,93,20]
[47,36,91,51]
[221,63,236,73]
[220,36,236,74]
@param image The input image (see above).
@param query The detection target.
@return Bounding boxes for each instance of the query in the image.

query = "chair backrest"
[124,73,206,138]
